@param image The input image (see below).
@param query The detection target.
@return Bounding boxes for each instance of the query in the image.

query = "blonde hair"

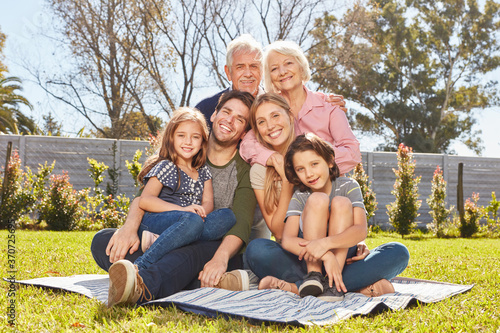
[263,40,311,93]
[250,93,295,214]
[138,107,209,184]
[226,34,263,71]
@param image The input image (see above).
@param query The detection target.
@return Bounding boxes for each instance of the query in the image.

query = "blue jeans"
[134,208,236,269]
[245,238,410,291]
[90,229,243,304]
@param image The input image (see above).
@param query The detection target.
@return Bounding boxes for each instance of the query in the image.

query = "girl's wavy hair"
[249,93,295,214]
[138,107,209,184]
[284,133,340,192]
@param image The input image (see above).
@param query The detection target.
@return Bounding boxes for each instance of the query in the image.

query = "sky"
[1,0,499,158]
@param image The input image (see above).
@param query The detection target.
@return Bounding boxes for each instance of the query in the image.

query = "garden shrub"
[387,143,422,237]
[125,150,143,189]
[482,192,500,236]
[78,158,129,230]
[0,151,53,228]
[427,165,454,237]
[460,192,481,237]
[38,172,83,231]
[351,163,377,222]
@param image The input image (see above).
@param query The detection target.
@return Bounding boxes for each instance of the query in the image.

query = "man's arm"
[106,197,144,263]
[198,235,243,287]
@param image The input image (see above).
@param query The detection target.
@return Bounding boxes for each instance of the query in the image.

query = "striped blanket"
[14,275,473,326]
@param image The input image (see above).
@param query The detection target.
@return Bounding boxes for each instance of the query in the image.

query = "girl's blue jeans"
[134,208,236,270]
[245,238,410,291]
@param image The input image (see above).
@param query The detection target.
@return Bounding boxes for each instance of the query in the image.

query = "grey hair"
[263,40,311,93]
[226,34,263,70]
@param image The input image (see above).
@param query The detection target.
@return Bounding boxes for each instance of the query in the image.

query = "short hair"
[263,40,311,93]
[215,90,255,130]
[285,133,340,192]
[226,34,263,70]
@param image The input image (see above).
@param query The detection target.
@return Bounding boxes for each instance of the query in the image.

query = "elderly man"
[196,34,263,126]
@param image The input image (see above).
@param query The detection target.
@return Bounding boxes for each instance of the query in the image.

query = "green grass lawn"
[1,230,499,332]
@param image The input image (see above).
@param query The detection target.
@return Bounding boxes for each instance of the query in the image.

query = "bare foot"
[258,276,298,295]
[357,279,395,297]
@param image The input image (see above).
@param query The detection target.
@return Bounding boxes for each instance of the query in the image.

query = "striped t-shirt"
[286,177,366,232]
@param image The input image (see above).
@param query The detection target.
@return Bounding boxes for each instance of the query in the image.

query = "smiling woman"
[248,93,296,240]
[240,40,361,176]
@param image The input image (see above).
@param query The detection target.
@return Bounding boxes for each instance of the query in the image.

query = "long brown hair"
[138,107,209,184]
[250,93,295,214]
[285,133,340,192]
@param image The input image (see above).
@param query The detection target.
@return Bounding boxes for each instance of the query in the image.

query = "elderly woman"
[240,40,361,176]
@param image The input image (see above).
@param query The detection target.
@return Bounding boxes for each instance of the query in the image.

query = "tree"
[0,75,38,134]
[0,26,7,73]
[42,112,63,136]
[33,0,334,137]
[0,27,38,135]
[350,163,378,222]
[90,111,163,140]
[387,143,421,237]
[40,0,176,139]
[427,165,454,237]
[309,0,500,154]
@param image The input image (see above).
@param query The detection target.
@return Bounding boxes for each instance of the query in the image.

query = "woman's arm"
[239,129,275,166]
[280,215,306,255]
[269,181,294,241]
[253,180,294,241]
[201,179,214,215]
[328,107,361,174]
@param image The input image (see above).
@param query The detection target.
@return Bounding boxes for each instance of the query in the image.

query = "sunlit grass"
[1,230,499,332]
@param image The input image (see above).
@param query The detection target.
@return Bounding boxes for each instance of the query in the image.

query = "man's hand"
[298,238,329,262]
[198,257,228,287]
[106,227,140,264]
[346,242,370,265]
[183,204,207,218]
[325,94,347,113]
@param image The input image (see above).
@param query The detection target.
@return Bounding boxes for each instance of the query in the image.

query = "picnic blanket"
[12,275,473,326]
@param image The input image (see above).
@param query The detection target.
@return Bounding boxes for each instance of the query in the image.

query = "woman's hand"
[183,204,206,218]
[322,252,347,292]
[298,238,329,262]
[346,242,370,265]
[267,153,286,181]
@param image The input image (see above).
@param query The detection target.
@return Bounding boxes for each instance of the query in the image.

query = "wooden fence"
[0,135,150,199]
[1,135,499,226]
